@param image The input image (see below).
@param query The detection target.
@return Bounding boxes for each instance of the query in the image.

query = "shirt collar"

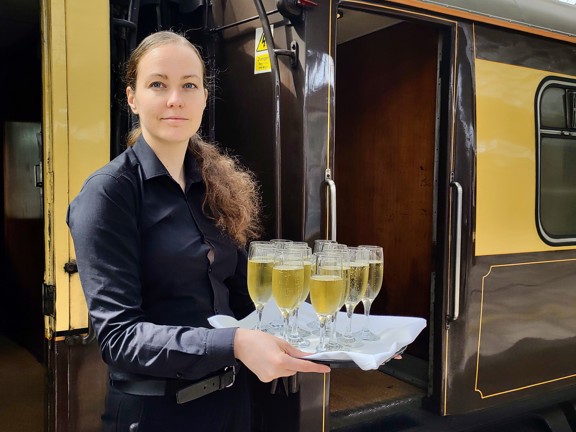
[132,135,203,184]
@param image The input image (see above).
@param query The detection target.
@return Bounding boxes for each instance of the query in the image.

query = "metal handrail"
[449,181,462,321]
[324,169,337,241]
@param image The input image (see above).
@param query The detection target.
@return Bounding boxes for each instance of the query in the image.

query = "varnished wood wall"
[335,22,439,356]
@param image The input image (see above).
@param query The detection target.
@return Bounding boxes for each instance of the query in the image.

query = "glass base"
[253,323,274,333]
[325,340,343,351]
[295,326,311,337]
[288,335,311,348]
[338,333,363,349]
[306,319,320,331]
[266,319,283,335]
[354,329,380,341]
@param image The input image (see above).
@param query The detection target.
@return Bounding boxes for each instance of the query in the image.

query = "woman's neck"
[146,136,188,190]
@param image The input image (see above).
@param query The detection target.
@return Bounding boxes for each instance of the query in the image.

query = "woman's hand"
[233,328,331,382]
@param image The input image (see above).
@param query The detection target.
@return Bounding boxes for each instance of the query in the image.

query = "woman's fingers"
[280,353,330,374]
[234,328,330,382]
[280,343,330,373]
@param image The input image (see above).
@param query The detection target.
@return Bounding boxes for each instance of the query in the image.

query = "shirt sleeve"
[67,172,238,381]
[226,247,256,320]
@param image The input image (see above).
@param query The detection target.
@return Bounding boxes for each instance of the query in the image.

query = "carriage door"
[333,0,474,419]
[42,2,110,430]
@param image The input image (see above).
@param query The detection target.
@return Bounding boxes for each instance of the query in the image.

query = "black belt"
[111,366,236,404]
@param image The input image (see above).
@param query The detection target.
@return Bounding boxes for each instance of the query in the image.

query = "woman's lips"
[162,117,188,123]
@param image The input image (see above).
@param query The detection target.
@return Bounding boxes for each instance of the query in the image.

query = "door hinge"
[43,283,56,317]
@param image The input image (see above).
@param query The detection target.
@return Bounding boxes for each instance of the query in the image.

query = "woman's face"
[127,43,207,149]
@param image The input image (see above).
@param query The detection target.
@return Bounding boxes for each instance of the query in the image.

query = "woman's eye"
[184,83,197,89]
[150,81,164,88]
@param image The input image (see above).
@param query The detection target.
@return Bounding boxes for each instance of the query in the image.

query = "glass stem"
[255,305,264,331]
[330,312,338,344]
[282,312,291,340]
[318,316,327,351]
[345,305,354,337]
[362,299,372,334]
[290,308,299,337]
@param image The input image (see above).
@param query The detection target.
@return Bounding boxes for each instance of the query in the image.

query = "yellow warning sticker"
[256,32,267,52]
[254,26,273,74]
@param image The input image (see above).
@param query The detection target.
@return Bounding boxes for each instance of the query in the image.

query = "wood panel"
[335,22,438,353]
[47,340,108,432]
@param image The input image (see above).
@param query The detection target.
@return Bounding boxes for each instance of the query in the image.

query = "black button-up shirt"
[67,136,254,382]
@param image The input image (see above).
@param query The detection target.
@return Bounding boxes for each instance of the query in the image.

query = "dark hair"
[125,31,262,246]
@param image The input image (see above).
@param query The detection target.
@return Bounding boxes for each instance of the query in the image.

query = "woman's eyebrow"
[182,74,201,80]
[146,73,168,80]
[144,73,201,80]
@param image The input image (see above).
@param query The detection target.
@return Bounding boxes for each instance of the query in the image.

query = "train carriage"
[1,0,575,431]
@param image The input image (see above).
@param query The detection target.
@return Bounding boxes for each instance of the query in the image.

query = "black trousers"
[102,368,251,432]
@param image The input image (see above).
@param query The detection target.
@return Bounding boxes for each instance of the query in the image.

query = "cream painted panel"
[475,59,575,256]
[42,0,110,334]
[65,1,111,331]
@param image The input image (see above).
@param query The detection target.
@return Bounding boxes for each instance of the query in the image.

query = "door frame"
[41,1,111,429]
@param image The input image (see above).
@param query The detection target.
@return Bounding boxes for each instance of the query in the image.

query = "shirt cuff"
[206,327,238,366]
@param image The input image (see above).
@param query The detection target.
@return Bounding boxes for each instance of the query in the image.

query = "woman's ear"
[126,87,138,114]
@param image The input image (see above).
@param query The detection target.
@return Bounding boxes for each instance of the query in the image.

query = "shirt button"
[176,372,183,379]
[208,267,212,273]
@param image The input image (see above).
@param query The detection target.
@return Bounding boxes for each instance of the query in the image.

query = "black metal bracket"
[274,41,298,69]
[42,284,56,317]
[277,0,318,23]
[64,260,78,274]
[65,318,96,346]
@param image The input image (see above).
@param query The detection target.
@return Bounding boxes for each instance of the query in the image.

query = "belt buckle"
[223,366,236,388]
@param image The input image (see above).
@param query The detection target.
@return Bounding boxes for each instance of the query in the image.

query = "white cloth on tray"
[208,301,426,370]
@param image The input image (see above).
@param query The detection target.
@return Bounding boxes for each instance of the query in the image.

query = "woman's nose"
[167,90,184,107]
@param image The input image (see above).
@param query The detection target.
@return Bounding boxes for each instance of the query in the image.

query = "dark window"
[536,78,576,245]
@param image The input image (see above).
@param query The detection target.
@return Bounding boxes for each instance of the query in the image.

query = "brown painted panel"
[473,254,576,398]
[48,339,107,432]
[446,250,576,413]
[335,22,439,356]
[68,343,108,431]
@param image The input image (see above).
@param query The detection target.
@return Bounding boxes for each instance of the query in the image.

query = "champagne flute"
[287,245,312,347]
[320,245,349,351]
[339,247,369,347]
[310,252,344,352]
[313,239,337,254]
[267,239,293,332]
[272,247,305,341]
[307,240,338,332]
[270,239,293,248]
[247,241,276,332]
[356,245,384,341]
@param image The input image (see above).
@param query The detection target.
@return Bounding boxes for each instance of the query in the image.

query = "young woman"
[67,31,329,431]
